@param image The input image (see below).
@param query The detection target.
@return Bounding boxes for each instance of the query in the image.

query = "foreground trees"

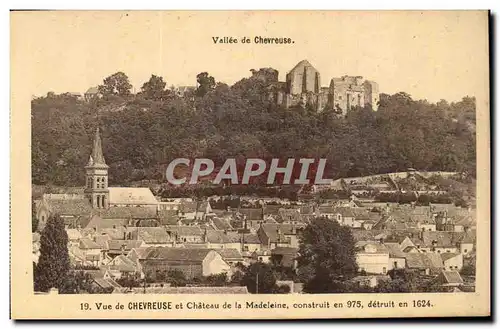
[297,218,358,293]
[33,215,70,292]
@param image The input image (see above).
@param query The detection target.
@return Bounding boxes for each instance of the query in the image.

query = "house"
[440,253,463,271]
[106,240,145,258]
[213,248,243,266]
[237,232,262,253]
[383,242,406,270]
[35,194,93,231]
[130,227,174,247]
[84,87,100,102]
[140,247,231,280]
[165,226,204,243]
[199,229,232,249]
[178,200,212,222]
[251,250,272,263]
[257,223,303,249]
[234,208,264,229]
[355,241,390,274]
[210,216,234,231]
[78,237,102,266]
[104,254,143,279]
[436,270,464,287]
[404,253,444,275]
[271,247,299,268]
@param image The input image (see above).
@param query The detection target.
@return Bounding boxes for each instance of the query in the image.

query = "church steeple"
[89,127,108,168]
[85,127,109,209]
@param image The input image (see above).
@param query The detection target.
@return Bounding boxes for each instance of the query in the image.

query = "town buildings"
[32,129,476,294]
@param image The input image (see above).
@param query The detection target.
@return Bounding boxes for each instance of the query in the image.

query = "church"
[34,128,161,231]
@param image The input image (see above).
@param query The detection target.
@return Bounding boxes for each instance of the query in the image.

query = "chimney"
[419,228,424,240]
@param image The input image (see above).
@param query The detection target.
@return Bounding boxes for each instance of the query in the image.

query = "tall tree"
[196,72,216,97]
[98,72,132,97]
[241,262,277,294]
[33,215,70,292]
[141,74,167,101]
[297,217,358,293]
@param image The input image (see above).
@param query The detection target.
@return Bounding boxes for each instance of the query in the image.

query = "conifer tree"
[33,215,70,292]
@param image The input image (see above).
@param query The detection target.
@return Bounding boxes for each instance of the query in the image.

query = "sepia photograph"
[10,10,490,319]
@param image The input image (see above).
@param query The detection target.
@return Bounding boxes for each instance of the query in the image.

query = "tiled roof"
[404,253,444,269]
[79,237,101,249]
[211,217,233,231]
[107,187,158,205]
[146,247,213,262]
[166,225,204,237]
[355,241,389,254]
[213,248,243,261]
[133,227,173,244]
[440,252,461,262]
[94,234,111,248]
[179,201,209,213]
[106,255,138,272]
[241,233,261,244]
[93,277,122,290]
[107,239,144,251]
[260,223,304,243]
[383,242,405,258]
[96,206,157,219]
[441,270,464,284]
[127,247,155,261]
[236,208,263,221]
[46,198,92,217]
[204,230,231,244]
[81,215,128,230]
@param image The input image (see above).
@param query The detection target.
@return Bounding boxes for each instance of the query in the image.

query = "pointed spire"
[91,127,107,167]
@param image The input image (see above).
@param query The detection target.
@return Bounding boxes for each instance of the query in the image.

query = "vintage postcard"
[10,10,490,319]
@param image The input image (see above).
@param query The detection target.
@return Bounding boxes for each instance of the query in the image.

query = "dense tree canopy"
[98,72,133,98]
[31,69,476,188]
[297,217,358,293]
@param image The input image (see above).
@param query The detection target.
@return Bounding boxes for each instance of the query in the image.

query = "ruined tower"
[84,127,109,209]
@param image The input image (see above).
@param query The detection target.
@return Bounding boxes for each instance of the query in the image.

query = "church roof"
[45,198,93,217]
[108,187,158,205]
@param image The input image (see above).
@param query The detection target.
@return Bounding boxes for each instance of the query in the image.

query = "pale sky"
[12,11,489,103]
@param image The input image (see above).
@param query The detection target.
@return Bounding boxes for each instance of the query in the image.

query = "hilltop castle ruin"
[254,60,379,115]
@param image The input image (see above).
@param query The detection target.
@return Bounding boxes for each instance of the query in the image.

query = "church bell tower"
[84,127,109,209]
